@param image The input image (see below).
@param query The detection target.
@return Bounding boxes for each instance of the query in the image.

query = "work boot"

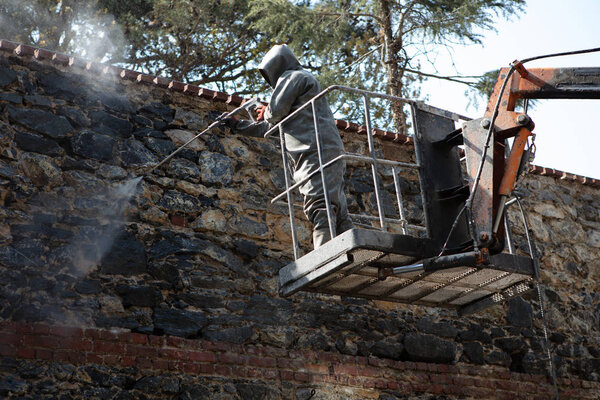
[312,229,331,249]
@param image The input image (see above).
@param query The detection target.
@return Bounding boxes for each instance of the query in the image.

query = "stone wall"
[0,43,599,399]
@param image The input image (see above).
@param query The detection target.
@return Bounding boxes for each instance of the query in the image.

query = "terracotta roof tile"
[33,48,54,60]
[14,44,34,56]
[198,88,215,100]
[0,39,18,52]
[1,41,597,185]
[182,84,199,95]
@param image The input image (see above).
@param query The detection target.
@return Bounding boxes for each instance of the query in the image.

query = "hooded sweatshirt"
[234,45,344,167]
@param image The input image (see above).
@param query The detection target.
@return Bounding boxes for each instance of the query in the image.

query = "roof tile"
[15,44,35,56]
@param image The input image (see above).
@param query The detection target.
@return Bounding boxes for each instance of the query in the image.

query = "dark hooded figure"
[222,44,353,248]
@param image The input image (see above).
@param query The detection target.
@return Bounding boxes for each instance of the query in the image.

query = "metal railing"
[263,85,453,259]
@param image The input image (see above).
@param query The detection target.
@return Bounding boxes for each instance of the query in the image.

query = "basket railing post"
[311,100,336,240]
[362,95,387,231]
[278,124,300,259]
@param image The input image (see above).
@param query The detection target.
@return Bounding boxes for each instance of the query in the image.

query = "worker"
[221,44,353,248]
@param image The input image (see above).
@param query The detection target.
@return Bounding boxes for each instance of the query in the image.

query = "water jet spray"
[139,98,262,177]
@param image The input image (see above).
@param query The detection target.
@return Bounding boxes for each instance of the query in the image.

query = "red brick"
[148,335,164,346]
[0,321,17,333]
[280,370,294,381]
[356,365,381,378]
[452,385,470,396]
[198,364,215,375]
[53,349,70,362]
[98,330,120,341]
[103,354,120,365]
[437,364,451,373]
[17,347,35,359]
[86,353,103,364]
[159,348,188,360]
[49,325,83,338]
[152,359,170,371]
[262,346,287,358]
[166,336,185,348]
[182,362,199,374]
[215,365,231,376]
[231,365,248,377]
[316,351,341,363]
[248,356,277,368]
[83,328,101,340]
[303,363,329,375]
[137,357,153,370]
[333,364,358,376]
[126,345,156,357]
[0,332,20,345]
[189,351,216,362]
[34,348,52,360]
[60,337,93,351]
[129,333,147,345]
[16,323,34,334]
[23,335,60,348]
[122,356,136,367]
[277,358,304,369]
[93,341,125,354]
[294,371,310,383]
[219,352,246,364]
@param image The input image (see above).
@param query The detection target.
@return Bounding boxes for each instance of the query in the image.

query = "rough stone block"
[118,138,158,167]
[404,332,455,364]
[199,151,234,185]
[100,230,147,275]
[6,105,73,139]
[70,129,115,161]
[14,130,64,156]
[153,308,207,338]
[507,297,533,328]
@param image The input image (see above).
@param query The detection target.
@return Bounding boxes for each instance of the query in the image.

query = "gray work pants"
[294,152,353,248]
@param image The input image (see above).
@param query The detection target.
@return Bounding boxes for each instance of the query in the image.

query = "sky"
[418,0,600,179]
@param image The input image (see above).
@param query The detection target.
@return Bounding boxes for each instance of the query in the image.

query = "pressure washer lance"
[142,97,262,174]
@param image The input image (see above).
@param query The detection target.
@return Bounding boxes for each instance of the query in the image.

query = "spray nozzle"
[241,97,262,122]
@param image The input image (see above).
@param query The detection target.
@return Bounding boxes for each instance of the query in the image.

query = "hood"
[258,44,302,88]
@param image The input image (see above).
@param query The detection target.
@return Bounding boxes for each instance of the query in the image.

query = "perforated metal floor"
[279,229,535,315]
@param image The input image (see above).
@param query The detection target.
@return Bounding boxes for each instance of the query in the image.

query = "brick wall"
[0,43,599,399]
[2,321,598,399]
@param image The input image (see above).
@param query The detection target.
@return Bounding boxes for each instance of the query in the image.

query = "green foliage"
[0,0,525,128]
[0,0,127,61]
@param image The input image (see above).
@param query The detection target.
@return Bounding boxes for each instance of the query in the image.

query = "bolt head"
[517,114,529,125]
[480,119,491,129]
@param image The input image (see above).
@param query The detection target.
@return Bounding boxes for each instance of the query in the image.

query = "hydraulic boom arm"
[464,65,600,251]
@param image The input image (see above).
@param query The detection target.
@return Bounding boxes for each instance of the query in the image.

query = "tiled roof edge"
[0,40,597,187]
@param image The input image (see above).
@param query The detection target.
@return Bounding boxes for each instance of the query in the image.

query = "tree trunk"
[378,0,408,135]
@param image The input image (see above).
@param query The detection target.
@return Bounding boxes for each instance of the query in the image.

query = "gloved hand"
[256,104,267,121]
[218,112,238,129]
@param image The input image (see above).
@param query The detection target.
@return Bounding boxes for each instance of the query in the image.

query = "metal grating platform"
[279,229,536,315]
